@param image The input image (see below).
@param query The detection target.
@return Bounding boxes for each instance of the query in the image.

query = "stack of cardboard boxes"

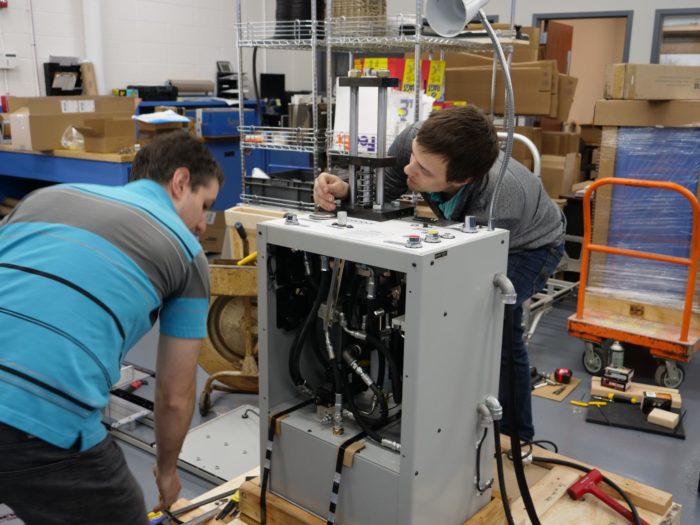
[441,27,582,201]
[595,63,700,127]
[7,96,138,153]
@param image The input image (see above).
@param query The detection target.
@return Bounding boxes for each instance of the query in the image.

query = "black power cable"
[503,304,541,525]
[475,427,493,494]
[493,420,516,525]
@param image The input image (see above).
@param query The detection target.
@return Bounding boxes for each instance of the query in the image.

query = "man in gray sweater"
[314,105,565,441]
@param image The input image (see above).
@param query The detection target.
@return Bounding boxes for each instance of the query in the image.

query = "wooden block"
[647,408,680,429]
[209,264,258,297]
[591,377,682,409]
[510,467,580,525]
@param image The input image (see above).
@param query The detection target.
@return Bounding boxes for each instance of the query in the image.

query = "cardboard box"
[8,96,137,151]
[556,74,578,122]
[540,153,582,199]
[445,60,576,120]
[0,113,10,142]
[200,211,227,253]
[74,118,136,153]
[137,121,189,146]
[10,110,88,151]
[443,27,540,65]
[445,61,556,116]
[541,130,580,156]
[579,125,602,146]
[498,126,542,167]
[605,63,700,101]
[80,62,98,96]
[512,26,540,63]
[7,95,137,115]
[593,99,700,127]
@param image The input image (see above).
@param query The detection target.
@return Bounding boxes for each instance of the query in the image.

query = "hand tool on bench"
[568,469,649,525]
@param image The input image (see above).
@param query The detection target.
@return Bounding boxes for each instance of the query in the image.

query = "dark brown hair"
[130,131,224,190]
[416,105,499,183]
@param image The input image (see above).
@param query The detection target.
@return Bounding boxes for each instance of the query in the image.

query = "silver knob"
[462,215,478,233]
[337,211,348,227]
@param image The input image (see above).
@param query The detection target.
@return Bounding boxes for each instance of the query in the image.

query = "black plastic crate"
[245,170,314,203]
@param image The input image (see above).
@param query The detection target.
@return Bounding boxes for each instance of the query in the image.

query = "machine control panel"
[266,212,503,255]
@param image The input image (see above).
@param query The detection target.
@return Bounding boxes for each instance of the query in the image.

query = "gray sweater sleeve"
[383,124,420,202]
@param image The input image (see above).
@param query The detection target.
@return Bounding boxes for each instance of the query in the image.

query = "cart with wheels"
[568,178,700,388]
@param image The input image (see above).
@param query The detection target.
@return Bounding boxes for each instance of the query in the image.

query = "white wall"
[0,0,254,97]
[1,0,699,98]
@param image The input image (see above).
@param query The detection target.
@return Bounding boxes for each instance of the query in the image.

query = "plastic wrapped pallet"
[587,126,700,319]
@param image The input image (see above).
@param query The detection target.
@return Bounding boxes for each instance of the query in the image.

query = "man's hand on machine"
[314,172,349,211]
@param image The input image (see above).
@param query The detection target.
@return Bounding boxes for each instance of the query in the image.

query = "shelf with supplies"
[235,15,519,52]
[234,0,521,210]
[239,125,321,153]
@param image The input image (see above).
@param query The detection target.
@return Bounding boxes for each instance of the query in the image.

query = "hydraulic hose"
[342,347,389,427]
[364,334,402,404]
[504,303,541,525]
[289,257,330,391]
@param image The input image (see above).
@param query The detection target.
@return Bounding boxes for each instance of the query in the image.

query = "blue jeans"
[498,242,565,441]
[0,423,148,525]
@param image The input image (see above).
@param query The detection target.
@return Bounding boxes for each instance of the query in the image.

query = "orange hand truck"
[568,178,700,388]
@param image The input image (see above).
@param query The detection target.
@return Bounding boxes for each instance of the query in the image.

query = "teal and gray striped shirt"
[0,179,210,451]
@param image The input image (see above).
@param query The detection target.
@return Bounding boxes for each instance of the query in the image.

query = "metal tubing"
[497,132,541,177]
[375,84,388,209]
[235,0,246,195]
[413,0,422,122]
[482,11,515,232]
[349,85,359,204]
[311,0,319,175]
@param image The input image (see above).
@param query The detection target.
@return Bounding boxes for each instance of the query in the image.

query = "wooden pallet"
[236,438,682,525]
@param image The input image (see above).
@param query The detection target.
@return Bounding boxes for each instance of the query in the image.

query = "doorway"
[532,11,633,125]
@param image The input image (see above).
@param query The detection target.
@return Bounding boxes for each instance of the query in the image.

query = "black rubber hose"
[374,348,386,390]
[364,334,402,404]
[252,47,260,109]
[370,383,389,427]
[504,304,541,525]
[343,345,389,427]
[342,374,383,444]
[531,456,642,525]
[494,420,516,525]
[289,266,330,388]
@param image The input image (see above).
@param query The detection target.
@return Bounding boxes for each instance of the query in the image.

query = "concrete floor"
[3,296,699,523]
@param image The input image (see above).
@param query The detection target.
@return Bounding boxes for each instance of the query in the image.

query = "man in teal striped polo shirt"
[0,131,223,524]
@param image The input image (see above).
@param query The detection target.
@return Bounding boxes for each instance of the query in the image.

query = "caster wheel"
[582,342,606,376]
[654,363,684,389]
[199,391,211,417]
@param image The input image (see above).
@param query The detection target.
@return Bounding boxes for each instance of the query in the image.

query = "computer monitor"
[260,73,286,101]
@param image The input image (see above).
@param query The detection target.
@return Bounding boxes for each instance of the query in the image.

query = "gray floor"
[3,296,699,523]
